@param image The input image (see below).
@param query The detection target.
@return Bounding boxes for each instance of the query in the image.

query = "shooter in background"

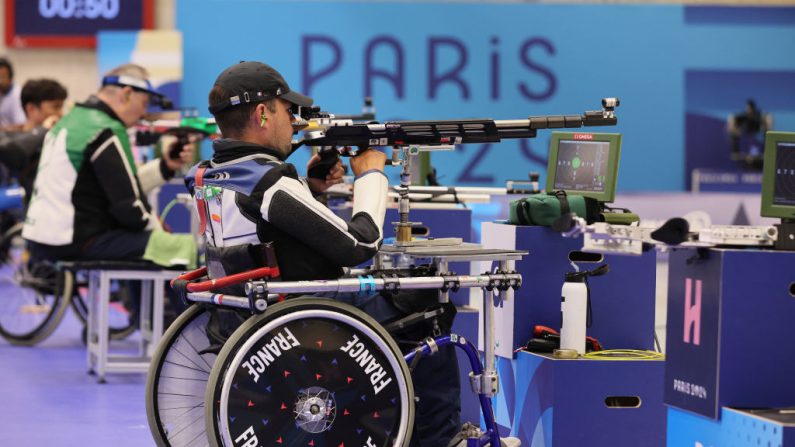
[0,57,26,131]
[23,63,195,264]
[0,78,68,200]
[728,99,774,170]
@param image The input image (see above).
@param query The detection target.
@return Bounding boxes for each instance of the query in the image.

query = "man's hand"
[307,153,345,194]
[350,149,386,177]
[163,136,198,171]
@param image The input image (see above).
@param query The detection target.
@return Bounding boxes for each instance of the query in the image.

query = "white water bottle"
[560,272,588,355]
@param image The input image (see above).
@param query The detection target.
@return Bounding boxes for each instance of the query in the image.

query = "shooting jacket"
[0,126,47,198]
[23,96,172,250]
[185,139,388,281]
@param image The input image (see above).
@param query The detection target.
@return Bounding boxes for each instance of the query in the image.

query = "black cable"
[585,275,593,328]
[653,330,662,353]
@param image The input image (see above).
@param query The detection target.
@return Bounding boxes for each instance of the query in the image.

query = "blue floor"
[0,311,155,446]
[0,307,483,446]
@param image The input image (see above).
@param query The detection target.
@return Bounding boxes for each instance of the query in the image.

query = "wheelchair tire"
[71,275,139,342]
[0,224,74,346]
[146,304,217,447]
[68,276,88,324]
[205,298,415,447]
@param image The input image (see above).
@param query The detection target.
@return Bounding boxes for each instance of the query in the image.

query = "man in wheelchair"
[188,61,461,446]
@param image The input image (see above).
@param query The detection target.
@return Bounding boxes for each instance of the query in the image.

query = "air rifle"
[299,98,620,243]
[135,115,219,158]
[294,98,620,152]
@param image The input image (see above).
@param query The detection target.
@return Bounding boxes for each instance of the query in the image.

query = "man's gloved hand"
[162,134,198,171]
[307,152,345,194]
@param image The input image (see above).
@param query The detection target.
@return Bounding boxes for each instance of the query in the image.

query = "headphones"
[260,112,267,127]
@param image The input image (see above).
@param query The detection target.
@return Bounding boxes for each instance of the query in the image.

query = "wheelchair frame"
[149,245,525,446]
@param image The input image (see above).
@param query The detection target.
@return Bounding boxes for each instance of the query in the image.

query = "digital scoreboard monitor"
[545,132,622,203]
[761,131,795,219]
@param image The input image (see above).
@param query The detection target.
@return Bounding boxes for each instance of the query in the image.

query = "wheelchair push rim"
[206,298,414,447]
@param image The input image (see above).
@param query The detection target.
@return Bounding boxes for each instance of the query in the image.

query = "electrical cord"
[159,198,180,226]
[583,349,664,361]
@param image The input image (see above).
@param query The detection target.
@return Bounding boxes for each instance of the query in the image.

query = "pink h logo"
[683,278,702,345]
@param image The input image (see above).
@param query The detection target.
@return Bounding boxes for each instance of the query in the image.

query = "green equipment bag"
[508,191,601,228]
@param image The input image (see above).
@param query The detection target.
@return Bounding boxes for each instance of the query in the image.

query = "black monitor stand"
[775,219,795,251]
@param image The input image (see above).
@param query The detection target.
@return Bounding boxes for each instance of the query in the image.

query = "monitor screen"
[772,142,795,207]
[546,132,621,202]
[761,132,795,219]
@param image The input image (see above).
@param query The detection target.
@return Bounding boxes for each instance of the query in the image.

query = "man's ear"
[122,86,133,103]
[255,103,268,127]
[24,103,36,118]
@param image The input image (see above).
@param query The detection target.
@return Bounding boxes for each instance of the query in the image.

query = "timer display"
[5,0,153,48]
[38,0,121,20]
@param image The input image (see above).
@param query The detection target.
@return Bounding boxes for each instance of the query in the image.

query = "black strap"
[577,264,609,328]
[171,279,190,309]
[585,276,593,328]
[517,200,532,225]
[550,190,573,231]
[553,190,571,216]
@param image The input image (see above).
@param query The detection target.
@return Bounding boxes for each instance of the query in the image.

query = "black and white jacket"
[23,97,171,252]
[185,140,388,281]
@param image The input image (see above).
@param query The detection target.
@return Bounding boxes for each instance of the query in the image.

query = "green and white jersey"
[23,96,169,249]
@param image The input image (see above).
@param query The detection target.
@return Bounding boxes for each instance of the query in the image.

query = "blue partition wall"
[177,2,795,191]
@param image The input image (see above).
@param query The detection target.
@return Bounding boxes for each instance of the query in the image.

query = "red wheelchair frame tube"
[171,266,280,292]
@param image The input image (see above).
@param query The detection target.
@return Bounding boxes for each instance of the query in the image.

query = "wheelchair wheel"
[0,224,74,346]
[71,274,138,342]
[205,298,414,447]
[146,304,216,447]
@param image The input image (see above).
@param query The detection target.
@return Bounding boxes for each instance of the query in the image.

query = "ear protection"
[260,113,267,127]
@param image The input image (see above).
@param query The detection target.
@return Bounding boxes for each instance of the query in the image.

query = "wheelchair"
[146,244,525,447]
[0,228,142,346]
[0,178,185,346]
[0,215,72,345]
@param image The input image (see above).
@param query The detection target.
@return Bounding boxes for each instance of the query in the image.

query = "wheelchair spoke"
[148,307,215,447]
[166,407,206,439]
[176,421,211,447]
[165,347,212,375]
[181,330,215,371]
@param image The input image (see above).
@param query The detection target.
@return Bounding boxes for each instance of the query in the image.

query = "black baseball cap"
[208,61,313,116]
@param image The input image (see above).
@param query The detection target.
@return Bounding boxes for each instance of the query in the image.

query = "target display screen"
[553,140,611,193]
[773,142,795,206]
[761,132,795,219]
[546,132,621,202]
